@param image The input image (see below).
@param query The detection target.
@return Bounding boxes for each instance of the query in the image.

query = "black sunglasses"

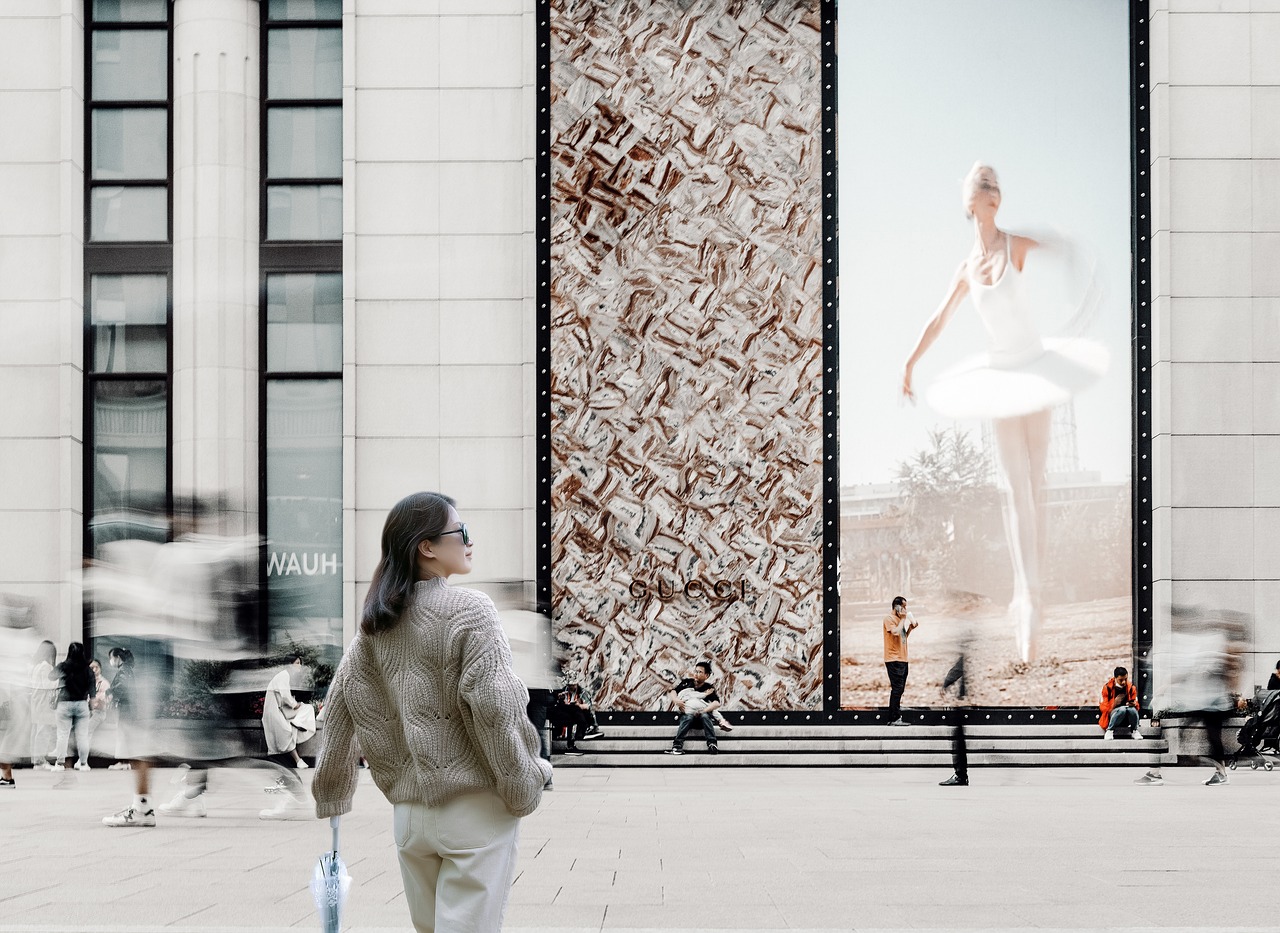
[437,523,471,546]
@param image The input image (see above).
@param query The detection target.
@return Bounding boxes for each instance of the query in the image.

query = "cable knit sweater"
[312,577,552,820]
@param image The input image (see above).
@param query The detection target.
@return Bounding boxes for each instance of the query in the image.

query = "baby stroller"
[1228,690,1280,771]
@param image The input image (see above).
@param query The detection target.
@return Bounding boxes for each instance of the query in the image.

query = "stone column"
[172,0,259,532]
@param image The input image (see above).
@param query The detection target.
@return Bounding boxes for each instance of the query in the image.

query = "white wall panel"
[1168,159,1251,232]
[438,300,523,365]
[354,163,441,235]
[353,437,441,509]
[1169,362,1252,433]
[1167,13,1250,85]
[1170,507,1255,579]
[353,301,441,366]
[1170,435,1254,507]
[354,365,441,437]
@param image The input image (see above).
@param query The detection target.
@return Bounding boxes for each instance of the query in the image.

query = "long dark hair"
[361,492,456,635]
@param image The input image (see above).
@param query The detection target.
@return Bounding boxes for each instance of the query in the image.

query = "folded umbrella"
[311,816,351,933]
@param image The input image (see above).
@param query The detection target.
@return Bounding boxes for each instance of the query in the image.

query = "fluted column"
[172,0,259,532]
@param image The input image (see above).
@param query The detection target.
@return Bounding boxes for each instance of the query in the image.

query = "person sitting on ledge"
[1099,666,1141,740]
[663,661,723,756]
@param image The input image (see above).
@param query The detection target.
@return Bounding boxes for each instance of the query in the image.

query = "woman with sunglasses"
[312,491,551,933]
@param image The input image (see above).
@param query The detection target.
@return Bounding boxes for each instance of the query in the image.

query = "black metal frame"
[1130,0,1155,710]
[82,4,175,562]
[258,15,343,245]
[541,0,1150,726]
[257,6,344,650]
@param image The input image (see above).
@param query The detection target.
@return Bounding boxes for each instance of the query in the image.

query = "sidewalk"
[0,763,1275,932]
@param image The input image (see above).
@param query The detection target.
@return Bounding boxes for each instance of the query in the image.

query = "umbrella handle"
[330,815,340,854]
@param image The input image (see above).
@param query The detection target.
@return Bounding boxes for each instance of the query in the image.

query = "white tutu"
[925,337,1109,420]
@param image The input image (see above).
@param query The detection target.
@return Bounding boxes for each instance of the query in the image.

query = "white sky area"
[837,0,1133,485]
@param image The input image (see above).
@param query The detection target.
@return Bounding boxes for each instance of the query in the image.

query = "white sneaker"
[259,793,309,821]
[159,791,207,818]
[1205,771,1229,786]
[103,806,156,828]
[74,762,91,772]
[1133,771,1163,785]
[49,763,65,772]
[107,762,132,771]
[295,759,309,770]
[1104,731,1114,741]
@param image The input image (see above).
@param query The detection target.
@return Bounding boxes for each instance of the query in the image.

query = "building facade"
[0,0,1276,709]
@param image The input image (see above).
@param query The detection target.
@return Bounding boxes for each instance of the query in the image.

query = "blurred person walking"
[883,597,918,725]
[102,647,158,827]
[1135,608,1247,787]
[938,630,971,786]
[0,609,38,787]
[28,640,58,769]
[312,492,551,933]
[50,642,94,772]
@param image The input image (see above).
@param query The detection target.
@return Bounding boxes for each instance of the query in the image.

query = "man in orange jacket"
[1099,666,1140,739]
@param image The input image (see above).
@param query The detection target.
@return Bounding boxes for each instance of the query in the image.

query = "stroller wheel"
[1249,761,1260,770]
[1265,760,1275,772]
[1228,760,1238,770]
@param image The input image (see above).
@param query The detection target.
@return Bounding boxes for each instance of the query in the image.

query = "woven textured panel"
[550,0,823,710]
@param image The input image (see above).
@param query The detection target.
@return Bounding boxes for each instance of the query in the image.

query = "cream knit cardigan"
[312,577,552,819]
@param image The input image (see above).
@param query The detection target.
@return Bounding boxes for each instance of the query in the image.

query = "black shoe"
[562,747,585,757]
[581,729,604,740]
[707,745,719,755]
[0,777,14,788]
[939,773,968,786]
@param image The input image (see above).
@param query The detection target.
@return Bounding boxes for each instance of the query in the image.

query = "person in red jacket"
[1099,666,1140,739]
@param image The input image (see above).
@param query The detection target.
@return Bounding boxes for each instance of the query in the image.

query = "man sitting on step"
[1099,666,1141,740]
[663,661,723,756]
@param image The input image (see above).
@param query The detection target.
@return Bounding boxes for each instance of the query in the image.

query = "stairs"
[551,723,1175,768]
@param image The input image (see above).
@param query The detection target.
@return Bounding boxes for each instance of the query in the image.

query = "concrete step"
[551,751,1176,767]
[549,723,1174,767]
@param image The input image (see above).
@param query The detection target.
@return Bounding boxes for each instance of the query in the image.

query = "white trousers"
[393,791,522,933]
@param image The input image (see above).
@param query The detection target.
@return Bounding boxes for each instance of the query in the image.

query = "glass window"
[92,380,167,518]
[266,380,342,647]
[267,107,342,178]
[92,109,167,180]
[92,0,168,21]
[266,185,341,240]
[90,186,168,241]
[92,30,167,101]
[267,273,342,372]
[91,275,168,373]
[268,28,342,100]
[267,0,342,21]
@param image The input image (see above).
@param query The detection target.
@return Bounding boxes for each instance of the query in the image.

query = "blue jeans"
[673,712,717,750]
[1108,705,1138,734]
[55,700,91,765]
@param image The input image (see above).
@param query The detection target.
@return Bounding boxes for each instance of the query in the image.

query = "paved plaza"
[1,764,1277,933]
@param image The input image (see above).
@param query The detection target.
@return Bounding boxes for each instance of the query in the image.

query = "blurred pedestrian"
[938,632,970,787]
[312,492,551,933]
[28,640,57,769]
[495,585,558,787]
[1135,607,1247,787]
[1267,660,1279,692]
[102,647,157,827]
[0,611,37,787]
[884,596,918,725]
[51,642,94,772]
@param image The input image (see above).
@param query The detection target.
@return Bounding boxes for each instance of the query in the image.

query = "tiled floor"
[0,764,1276,932]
